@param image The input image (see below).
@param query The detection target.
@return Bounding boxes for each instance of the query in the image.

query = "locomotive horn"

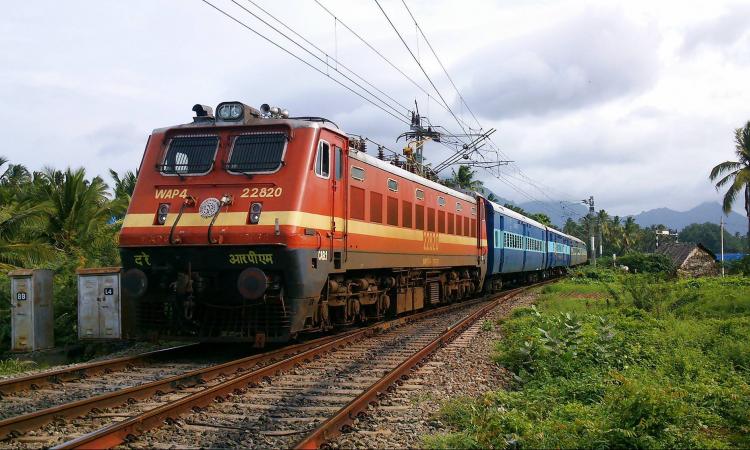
[260,103,271,115]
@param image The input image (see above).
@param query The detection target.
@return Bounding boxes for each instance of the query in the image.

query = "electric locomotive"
[119,102,487,344]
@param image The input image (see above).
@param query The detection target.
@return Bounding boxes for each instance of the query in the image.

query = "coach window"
[351,166,365,181]
[438,196,446,207]
[471,206,477,216]
[416,188,425,201]
[370,192,383,223]
[315,140,330,178]
[402,200,413,228]
[387,178,398,192]
[387,196,399,226]
[456,202,463,212]
[415,204,425,230]
[350,186,365,220]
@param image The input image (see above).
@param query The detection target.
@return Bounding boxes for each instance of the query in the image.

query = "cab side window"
[334,146,343,180]
[315,141,330,178]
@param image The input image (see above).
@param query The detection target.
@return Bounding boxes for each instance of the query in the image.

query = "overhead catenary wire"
[239,0,413,117]
[372,0,471,143]
[200,0,410,126]
[204,0,582,222]
[399,0,482,130]
[228,0,410,122]
[312,0,479,135]
[393,0,581,211]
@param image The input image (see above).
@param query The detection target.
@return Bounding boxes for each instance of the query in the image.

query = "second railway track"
[0,282,549,449]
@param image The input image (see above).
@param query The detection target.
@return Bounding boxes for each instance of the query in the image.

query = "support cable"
[200,0,410,125]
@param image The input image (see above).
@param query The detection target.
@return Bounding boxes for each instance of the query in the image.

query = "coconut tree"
[0,202,55,270]
[0,157,56,269]
[450,165,484,191]
[35,167,111,252]
[622,216,639,252]
[596,209,610,256]
[609,215,623,254]
[109,169,137,219]
[709,121,750,250]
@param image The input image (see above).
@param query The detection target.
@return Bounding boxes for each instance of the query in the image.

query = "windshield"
[160,136,218,175]
[226,133,287,173]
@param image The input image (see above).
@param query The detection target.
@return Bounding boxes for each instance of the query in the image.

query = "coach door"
[327,133,347,269]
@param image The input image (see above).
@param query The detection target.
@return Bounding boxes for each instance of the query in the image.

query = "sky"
[1,0,748,219]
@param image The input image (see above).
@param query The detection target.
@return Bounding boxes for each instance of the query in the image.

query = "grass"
[426,272,750,449]
[0,358,39,376]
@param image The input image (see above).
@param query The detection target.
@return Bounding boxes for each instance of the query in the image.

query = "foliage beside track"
[426,272,750,449]
[1,158,135,354]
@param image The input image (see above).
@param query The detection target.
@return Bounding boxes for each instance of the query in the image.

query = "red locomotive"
[119,102,487,344]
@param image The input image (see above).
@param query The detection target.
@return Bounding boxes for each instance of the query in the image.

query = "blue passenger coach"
[482,198,587,291]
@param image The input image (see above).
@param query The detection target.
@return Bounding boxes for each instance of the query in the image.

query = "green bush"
[427,276,750,449]
[727,255,750,275]
[617,252,675,275]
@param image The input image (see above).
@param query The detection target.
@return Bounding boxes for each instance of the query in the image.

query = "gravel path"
[330,288,540,449]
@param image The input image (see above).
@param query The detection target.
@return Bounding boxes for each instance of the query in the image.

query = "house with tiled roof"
[655,243,718,277]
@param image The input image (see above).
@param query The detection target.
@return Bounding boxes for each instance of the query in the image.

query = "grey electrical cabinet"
[9,269,54,352]
[77,268,122,340]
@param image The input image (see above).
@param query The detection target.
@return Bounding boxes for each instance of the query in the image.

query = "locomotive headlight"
[155,203,170,225]
[248,202,262,224]
[217,102,243,120]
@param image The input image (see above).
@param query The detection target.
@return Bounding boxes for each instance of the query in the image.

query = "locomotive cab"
[119,102,348,344]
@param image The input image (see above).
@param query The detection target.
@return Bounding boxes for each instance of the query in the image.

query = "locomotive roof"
[348,148,477,204]
[154,116,344,136]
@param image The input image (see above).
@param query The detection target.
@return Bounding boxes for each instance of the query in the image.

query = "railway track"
[0,344,214,422]
[0,282,549,449]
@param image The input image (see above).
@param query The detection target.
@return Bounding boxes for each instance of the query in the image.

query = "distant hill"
[480,191,746,235]
[631,202,746,235]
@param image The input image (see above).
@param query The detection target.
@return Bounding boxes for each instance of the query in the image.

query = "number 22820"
[241,187,283,198]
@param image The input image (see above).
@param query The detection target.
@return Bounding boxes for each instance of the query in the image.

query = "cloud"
[85,123,142,157]
[457,7,660,119]
[681,4,750,54]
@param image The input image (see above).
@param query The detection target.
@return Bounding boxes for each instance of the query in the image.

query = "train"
[118,101,587,345]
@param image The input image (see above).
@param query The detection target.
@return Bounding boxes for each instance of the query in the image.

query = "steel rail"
[46,297,491,449]
[0,343,200,395]
[0,329,366,441]
[294,282,550,449]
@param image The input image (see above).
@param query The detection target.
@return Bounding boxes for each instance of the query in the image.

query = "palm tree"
[109,169,137,219]
[0,202,55,270]
[597,209,610,256]
[622,216,639,252]
[450,165,484,191]
[35,167,111,252]
[609,215,623,254]
[529,213,552,226]
[709,121,750,250]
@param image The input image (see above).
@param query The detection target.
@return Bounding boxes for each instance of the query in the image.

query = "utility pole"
[720,216,725,277]
[582,196,596,267]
